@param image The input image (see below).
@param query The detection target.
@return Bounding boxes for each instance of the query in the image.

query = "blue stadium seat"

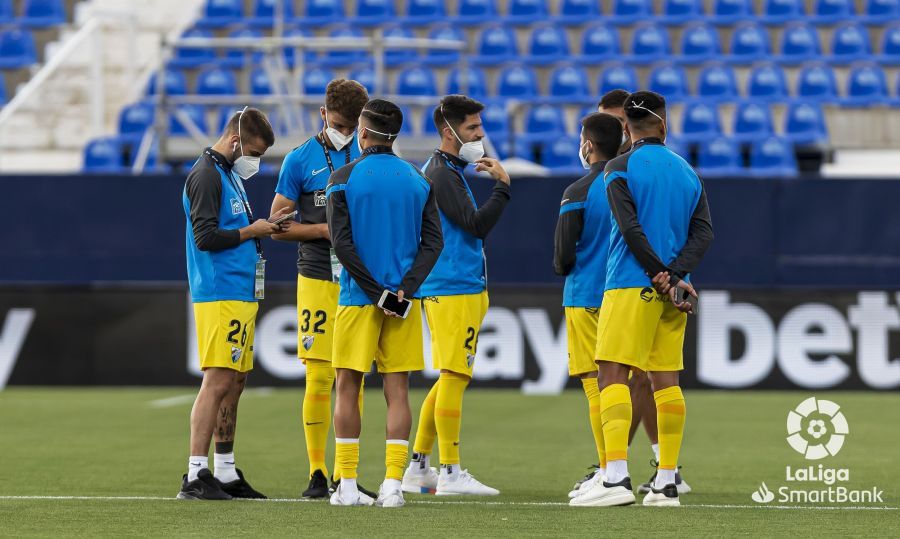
[301,0,344,25]
[610,0,653,25]
[282,26,315,68]
[556,0,600,25]
[784,102,828,144]
[648,63,689,102]
[547,64,590,103]
[662,0,705,24]
[247,0,294,28]
[863,0,899,23]
[710,0,753,25]
[221,27,264,69]
[812,0,856,23]
[447,66,488,97]
[383,24,416,67]
[303,66,334,94]
[481,101,509,137]
[597,63,638,94]
[169,105,208,137]
[678,23,721,65]
[19,0,65,28]
[83,137,125,173]
[576,23,621,65]
[423,24,465,66]
[0,72,7,104]
[841,62,889,106]
[697,136,743,176]
[196,66,237,95]
[665,136,690,161]
[830,23,872,64]
[526,24,569,65]
[402,0,444,24]
[396,66,437,96]
[747,63,788,99]
[681,102,722,141]
[761,0,805,24]
[197,0,244,28]
[354,0,395,26]
[778,22,822,64]
[348,65,377,93]
[0,28,36,68]
[250,67,272,95]
[749,136,798,177]
[733,101,774,141]
[506,0,547,24]
[453,0,498,25]
[728,23,770,65]
[879,24,900,65]
[541,137,581,172]
[0,0,12,24]
[796,62,838,100]
[118,102,155,143]
[697,63,738,101]
[146,69,188,96]
[630,23,671,64]
[525,104,567,135]
[496,64,538,98]
[474,24,518,66]
[397,105,413,135]
[422,109,439,135]
[168,27,215,69]
[320,26,366,67]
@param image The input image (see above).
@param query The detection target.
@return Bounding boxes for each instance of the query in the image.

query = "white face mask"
[579,140,591,169]
[441,106,485,163]
[232,106,261,180]
[324,109,354,151]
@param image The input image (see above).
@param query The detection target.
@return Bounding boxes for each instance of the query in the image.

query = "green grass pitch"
[0,388,897,537]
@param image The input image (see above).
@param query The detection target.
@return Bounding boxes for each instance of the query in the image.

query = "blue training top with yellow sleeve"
[553,160,611,307]
[603,137,714,291]
[183,148,258,303]
[325,146,444,307]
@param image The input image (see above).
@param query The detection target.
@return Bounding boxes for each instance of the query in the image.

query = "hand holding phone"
[269,210,298,225]
[378,290,412,319]
[672,284,699,314]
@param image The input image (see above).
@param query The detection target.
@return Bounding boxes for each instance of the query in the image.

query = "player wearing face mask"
[269,79,377,500]
[402,95,511,497]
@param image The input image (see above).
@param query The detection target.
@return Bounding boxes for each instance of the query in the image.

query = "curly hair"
[325,79,369,121]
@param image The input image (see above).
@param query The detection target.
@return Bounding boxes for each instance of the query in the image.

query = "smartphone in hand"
[378,290,412,318]
[269,210,298,225]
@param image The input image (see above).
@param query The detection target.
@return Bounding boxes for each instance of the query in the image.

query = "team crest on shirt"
[302,335,315,351]
[314,190,326,207]
[231,346,242,363]
[230,198,244,215]
[466,353,476,369]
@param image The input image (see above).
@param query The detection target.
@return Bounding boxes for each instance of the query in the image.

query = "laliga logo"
[786,397,849,460]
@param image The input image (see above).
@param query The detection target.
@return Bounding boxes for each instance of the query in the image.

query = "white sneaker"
[376,481,406,508]
[402,463,439,494]
[642,483,680,507]
[568,470,602,499]
[329,482,375,506]
[569,477,636,507]
[435,468,499,496]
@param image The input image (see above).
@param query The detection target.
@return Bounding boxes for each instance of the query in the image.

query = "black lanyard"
[204,149,262,257]
[317,132,352,173]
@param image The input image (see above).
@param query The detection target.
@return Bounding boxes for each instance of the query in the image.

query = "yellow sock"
[435,371,469,465]
[303,360,334,478]
[412,380,439,456]
[335,438,359,480]
[654,386,686,471]
[581,376,606,468]
[600,383,632,463]
[385,440,409,481]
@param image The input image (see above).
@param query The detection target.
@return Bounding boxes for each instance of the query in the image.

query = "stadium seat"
[250,67,272,95]
[556,0,600,25]
[453,0,498,25]
[812,0,856,23]
[396,66,437,96]
[506,0,547,24]
[662,0,705,25]
[247,0,294,27]
[877,23,900,64]
[447,66,488,97]
[402,0,444,24]
[196,66,237,96]
[0,1,12,24]
[648,63,689,102]
[681,102,722,141]
[348,65,377,93]
[747,63,788,99]
[784,102,828,144]
[830,23,872,64]
[169,105,208,137]
[19,0,65,28]
[678,23,721,65]
[697,136,744,176]
[778,22,822,64]
[733,101,774,141]
[610,0,653,25]
[761,0,806,23]
[728,23,771,65]
[576,23,621,65]
[796,62,838,101]
[749,136,798,177]
[168,27,215,69]
[863,0,899,23]
[0,72,6,104]
[540,137,581,171]
[118,102,155,143]
[301,0,344,25]
[422,110,439,135]
[665,136,690,161]
[546,64,590,103]
[302,66,334,94]
[320,25,366,67]
[481,101,510,137]
[83,137,125,173]
[597,63,638,94]
[496,64,538,98]
[630,23,671,65]
[423,24,465,66]
[197,0,244,28]
[383,24,417,67]
[525,104,567,136]
[282,26,315,68]
[0,28,36,68]
[710,0,753,25]
[354,0,395,26]
[526,24,570,65]
[697,63,738,101]
[842,62,889,106]
[221,27,264,69]
[397,105,413,135]
[146,69,188,96]
[474,24,519,66]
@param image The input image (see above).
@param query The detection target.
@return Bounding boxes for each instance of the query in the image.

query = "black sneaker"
[302,469,329,499]
[330,478,377,500]
[639,460,691,494]
[177,468,232,500]
[217,468,267,499]
[641,482,680,506]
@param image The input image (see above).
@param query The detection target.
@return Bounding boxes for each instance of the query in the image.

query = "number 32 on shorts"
[300,309,327,334]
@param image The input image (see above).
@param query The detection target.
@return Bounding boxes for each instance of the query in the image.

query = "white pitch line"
[0,496,895,511]
[148,387,274,409]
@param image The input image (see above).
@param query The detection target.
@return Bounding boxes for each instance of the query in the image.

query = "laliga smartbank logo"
[751,397,884,505]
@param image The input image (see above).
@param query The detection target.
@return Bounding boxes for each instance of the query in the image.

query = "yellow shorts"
[297,274,339,363]
[193,300,258,373]
[332,301,424,374]
[595,287,687,372]
[565,306,600,377]
[423,291,489,377]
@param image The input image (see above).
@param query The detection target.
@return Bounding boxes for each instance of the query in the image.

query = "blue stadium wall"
[1,174,899,391]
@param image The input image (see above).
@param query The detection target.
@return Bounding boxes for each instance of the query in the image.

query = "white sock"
[439,464,459,480]
[214,452,239,483]
[655,468,676,489]
[651,443,660,462]
[188,456,208,482]
[411,452,431,471]
[598,467,606,480]
[341,477,358,493]
[383,478,402,492]
[605,460,629,484]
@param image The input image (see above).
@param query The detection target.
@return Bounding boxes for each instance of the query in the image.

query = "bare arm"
[269,193,330,242]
